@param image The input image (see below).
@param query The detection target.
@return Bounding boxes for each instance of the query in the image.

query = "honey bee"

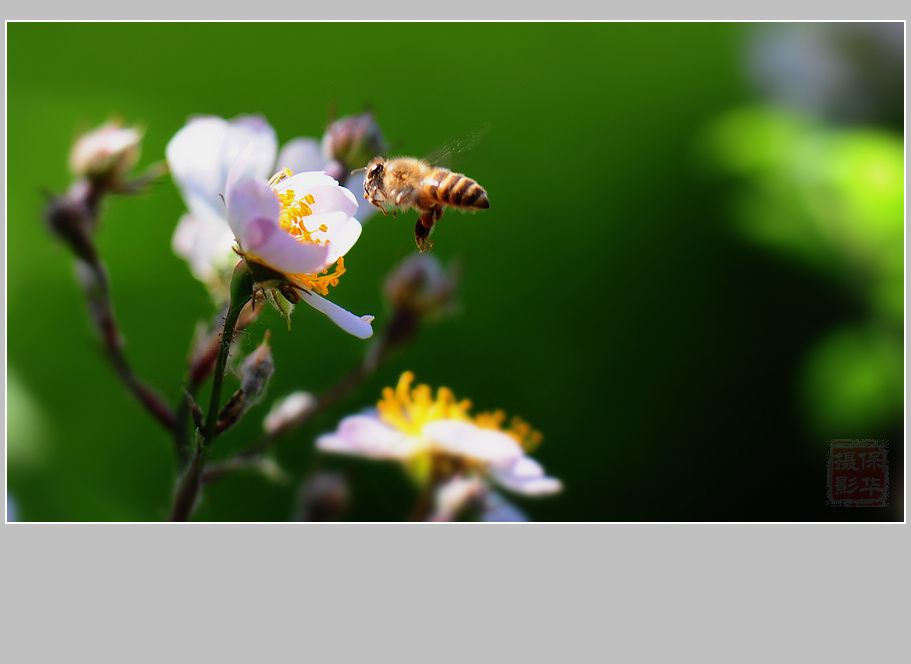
[363,156,490,252]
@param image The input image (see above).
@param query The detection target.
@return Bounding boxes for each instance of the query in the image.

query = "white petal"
[167,115,277,221]
[305,182,360,218]
[299,289,374,339]
[431,476,483,521]
[421,420,524,463]
[273,170,335,193]
[276,138,325,173]
[316,413,421,459]
[273,172,359,219]
[487,457,563,496]
[321,213,363,263]
[171,212,237,285]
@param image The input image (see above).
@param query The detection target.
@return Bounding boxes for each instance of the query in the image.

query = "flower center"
[268,169,344,295]
[377,372,542,450]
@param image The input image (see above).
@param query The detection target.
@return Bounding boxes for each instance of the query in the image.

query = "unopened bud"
[384,253,459,318]
[321,111,387,176]
[217,333,274,433]
[263,391,316,436]
[69,120,142,191]
[239,333,274,406]
[297,472,349,521]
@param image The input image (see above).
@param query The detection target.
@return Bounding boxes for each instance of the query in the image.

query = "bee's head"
[364,157,386,195]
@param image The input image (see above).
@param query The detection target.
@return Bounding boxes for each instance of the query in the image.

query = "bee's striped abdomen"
[425,170,489,210]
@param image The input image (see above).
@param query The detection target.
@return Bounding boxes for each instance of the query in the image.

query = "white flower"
[168,115,373,338]
[167,114,378,293]
[225,160,374,339]
[316,372,561,497]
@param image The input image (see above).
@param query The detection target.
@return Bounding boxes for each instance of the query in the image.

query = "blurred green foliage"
[6,22,903,521]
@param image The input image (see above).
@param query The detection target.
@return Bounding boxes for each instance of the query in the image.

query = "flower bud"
[69,120,142,190]
[263,391,316,436]
[239,333,274,406]
[384,253,459,318]
[321,111,387,176]
[217,333,274,433]
[296,472,349,521]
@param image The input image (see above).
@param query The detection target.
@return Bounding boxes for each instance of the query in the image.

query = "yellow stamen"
[376,372,543,451]
[289,256,346,296]
[377,371,473,435]
[269,170,328,245]
[268,168,294,187]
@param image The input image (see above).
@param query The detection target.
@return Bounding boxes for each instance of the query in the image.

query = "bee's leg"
[414,205,444,252]
[368,194,389,216]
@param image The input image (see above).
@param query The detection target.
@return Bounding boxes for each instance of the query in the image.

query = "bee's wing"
[424,123,491,169]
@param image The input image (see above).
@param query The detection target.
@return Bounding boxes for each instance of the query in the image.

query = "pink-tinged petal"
[225,177,280,238]
[421,420,524,463]
[276,138,325,174]
[167,115,276,221]
[299,290,375,339]
[487,457,563,496]
[316,413,421,459]
[243,218,334,275]
[226,178,333,275]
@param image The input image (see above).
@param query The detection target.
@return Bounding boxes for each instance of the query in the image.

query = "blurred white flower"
[167,115,277,291]
[746,23,904,124]
[316,371,561,497]
[263,391,317,436]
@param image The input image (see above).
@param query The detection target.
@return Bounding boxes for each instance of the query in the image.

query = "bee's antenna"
[350,166,367,176]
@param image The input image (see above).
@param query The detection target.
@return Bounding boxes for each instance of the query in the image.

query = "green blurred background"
[7,22,904,521]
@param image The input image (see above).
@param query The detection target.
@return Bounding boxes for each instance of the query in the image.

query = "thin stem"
[203,264,254,448]
[47,182,178,432]
[168,262,253,521]
[77,253,178,431]
[203,345,380,484]
[170,445,203,521]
